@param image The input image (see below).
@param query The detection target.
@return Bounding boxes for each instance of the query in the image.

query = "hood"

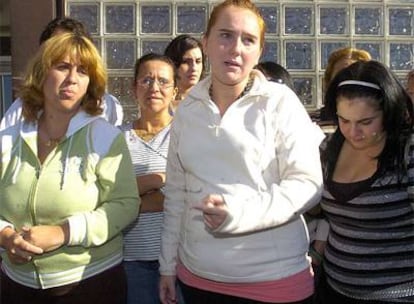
[10,111,102,188]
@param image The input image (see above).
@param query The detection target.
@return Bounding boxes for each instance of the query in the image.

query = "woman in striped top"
[318,60,414,303]
[121,53,177,304]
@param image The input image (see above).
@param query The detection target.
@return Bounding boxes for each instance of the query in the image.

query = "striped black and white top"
[121,122,170,261]
[320,135,414,302]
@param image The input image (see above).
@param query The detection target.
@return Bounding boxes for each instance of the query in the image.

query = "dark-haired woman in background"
[164,34,205,112]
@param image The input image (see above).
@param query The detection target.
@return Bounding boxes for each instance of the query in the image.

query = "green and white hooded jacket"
[0,111,139,289]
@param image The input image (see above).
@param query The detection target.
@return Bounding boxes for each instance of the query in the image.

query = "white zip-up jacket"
[160,71,324,283]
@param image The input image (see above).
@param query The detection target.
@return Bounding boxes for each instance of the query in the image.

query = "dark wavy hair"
[164,34,205,79]
[323,60,414,178]
[39,17,91,45]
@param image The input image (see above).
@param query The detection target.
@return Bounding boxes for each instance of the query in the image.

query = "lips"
[224,60,241,68]
[60,90,76,98]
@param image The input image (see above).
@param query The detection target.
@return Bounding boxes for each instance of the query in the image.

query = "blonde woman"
[0,33,139,304]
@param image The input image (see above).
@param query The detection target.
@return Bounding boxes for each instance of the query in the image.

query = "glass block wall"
[67,0,414,123]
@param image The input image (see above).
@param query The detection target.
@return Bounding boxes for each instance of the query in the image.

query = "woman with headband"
[317,60,414,303]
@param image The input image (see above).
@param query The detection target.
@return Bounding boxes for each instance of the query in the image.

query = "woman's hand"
[0,227,43,264]
[20,222,69,253]
[160,275,178,304]
[193,194,229,230]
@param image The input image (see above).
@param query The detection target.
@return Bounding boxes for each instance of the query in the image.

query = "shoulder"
[88,118,124,155]
[0,98,23,130]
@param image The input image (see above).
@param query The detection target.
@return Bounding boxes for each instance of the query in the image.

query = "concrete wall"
[10,0,63,97]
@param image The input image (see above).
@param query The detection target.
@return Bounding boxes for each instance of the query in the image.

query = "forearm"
[140,190,164,213]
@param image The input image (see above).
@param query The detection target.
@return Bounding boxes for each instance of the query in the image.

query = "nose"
[148,80,161,91]
[67,67,79,83]
[349,124,362,139]
[189,60,196,70]
[230,37,242,55]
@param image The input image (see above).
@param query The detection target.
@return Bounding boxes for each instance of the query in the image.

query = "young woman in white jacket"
[159,1,324,303]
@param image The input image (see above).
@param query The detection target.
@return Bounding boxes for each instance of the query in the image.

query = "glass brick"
[285,42,314,70]
[390,43,414,71]
[106,39,136,69]
[141,5,171,34]
[92,38,102,55]
[68,4,99,34]
[284,6,313,35]
[261,41,279,63]
[108,76,136,124]
[389,8,413,36]
[354,7,382,35]
[319,6,348,35]
[354,42,382,61]
[177,5,207,34]
[105,4,135,34]
[293,77,314,106]
[141,40,170,56]
[258,5,279,34]
[320,42,348,70]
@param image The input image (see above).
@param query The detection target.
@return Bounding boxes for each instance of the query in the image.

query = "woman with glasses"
[121,53,177,304]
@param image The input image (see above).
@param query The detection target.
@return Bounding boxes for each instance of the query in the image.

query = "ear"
[202,35,208,55]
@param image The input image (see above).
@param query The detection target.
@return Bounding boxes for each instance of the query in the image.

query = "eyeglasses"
[136,77,175,90]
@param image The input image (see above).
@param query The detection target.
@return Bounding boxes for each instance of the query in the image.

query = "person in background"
[318,47,371,122]
[121,53,176,304]
[405,69,414,103]
[159,1,323,303]
[0,32,139,303]
[318,60,414,303]
[0,17,124,130]
[164,34,205,112]
[255,61,294,90]
[306,46,372,273]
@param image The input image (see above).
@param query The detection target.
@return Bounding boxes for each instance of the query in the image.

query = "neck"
[38,111,72,147]
[135,110,172,132]
[210,74,252,115]
[41,110,73,135]
[344,135,386,159]
[178,84,191,100]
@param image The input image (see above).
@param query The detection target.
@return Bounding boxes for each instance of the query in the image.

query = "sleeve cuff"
[67,214,87,246]
[0,221,14,233]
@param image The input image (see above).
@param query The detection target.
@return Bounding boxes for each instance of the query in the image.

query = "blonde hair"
[324,47,371,90]
[19,32,107,121]
[205,0,266,50]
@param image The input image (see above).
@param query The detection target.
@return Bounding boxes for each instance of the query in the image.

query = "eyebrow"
[336,114,380,123]
[218,28,258,39]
